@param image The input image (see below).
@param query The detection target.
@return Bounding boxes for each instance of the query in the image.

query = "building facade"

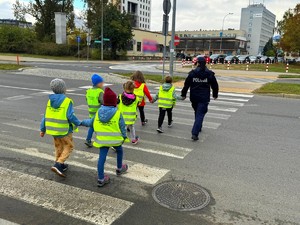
[111,0,151,30]
[0,19,32,28]
[175,30,247,56]
[240,3,275,55]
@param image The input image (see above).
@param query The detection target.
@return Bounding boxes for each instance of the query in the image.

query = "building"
[240,3,276,55]
[110,0,151,30]
[175,29,247,56]
[0,19,32,28]
[127,28,171,58]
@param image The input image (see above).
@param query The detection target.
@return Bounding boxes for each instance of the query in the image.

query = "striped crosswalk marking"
[0,219,19,225]
[0,168,133,225]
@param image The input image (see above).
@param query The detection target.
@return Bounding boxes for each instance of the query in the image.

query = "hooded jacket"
[81,106,127,139]
[40,94,82,138]
[153,83,183,102]
[181,67,219,103]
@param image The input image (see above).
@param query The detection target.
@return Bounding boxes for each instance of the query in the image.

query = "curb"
[256,93,300,99]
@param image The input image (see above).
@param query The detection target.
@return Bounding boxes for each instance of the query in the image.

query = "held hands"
[40,132,45,138]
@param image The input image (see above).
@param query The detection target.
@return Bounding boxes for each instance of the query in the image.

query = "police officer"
[181,56,219,141]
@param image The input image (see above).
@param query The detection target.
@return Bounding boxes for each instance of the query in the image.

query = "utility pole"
[220,13,233,54]
[162,0,171,79]
[169,0,177,77]
[101,0,104,61]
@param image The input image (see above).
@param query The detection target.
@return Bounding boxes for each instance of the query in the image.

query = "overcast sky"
[0,0,298,31]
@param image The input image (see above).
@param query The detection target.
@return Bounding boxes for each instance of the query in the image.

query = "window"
[137,42,142,51]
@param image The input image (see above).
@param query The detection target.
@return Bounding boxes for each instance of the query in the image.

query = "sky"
[0,0,298,31]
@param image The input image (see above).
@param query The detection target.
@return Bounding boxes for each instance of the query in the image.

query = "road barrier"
[266,63,269,72]
[16,55,20,65]
[286,63,289,73]
[246,62,249,71]
[227,62,230,70]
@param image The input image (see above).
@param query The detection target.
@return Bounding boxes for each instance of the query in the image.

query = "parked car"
[249,56,259,63]
[259,56,269,63]
[224,55,239,64]
[238,55,250,63]
[295,57,300,63]
[268,57,275,63]
[210,54,227,64]
[277,57,284,63]
[195,55,211,64]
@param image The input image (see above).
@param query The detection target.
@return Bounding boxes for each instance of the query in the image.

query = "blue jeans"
[191,102,208,137]
[98,146,123,180]
[86,127,94,141]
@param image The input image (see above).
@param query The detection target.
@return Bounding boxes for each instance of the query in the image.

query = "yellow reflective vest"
[158,85,176,109]
[86,88,104,118]
[134,83,145,102]
[45,97,74,136]
[118,95,139,125]
[93,110,124,147]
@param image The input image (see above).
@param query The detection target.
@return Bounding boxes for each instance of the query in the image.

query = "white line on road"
[5,95,32,101]
[0,144,169,185]
[0,167,133,225]
[0,219,19,225]
[208,105,238,113]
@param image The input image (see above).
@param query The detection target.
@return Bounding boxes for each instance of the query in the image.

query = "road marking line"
[209,100,244,107]
[213,97,249,102]
[218,92,254,98]
[5,95,32,101]
[78,84,112,89]
[30,91,53,96]
[208,105,238,113]
[0,145,169,185]
[0,218,19,225]
[0,167,133,225]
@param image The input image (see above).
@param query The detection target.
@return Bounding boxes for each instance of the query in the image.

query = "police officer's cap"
[196,56,206,64]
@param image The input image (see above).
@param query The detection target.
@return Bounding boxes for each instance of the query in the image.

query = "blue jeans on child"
[98,146,123,180]
[191,102,209,137]
[86,127,94,141]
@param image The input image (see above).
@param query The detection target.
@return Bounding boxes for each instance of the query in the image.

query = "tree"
[12,0,75,41]
[263,38,275,56]
[12,0,27,22]
[278,4,300,53]
[84,0,133,59]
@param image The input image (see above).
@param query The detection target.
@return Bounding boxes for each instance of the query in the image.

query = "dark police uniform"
[181,65,219,139]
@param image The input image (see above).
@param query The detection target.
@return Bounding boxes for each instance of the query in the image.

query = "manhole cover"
[152,181,210,211]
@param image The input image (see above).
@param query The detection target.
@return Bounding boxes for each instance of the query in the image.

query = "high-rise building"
[111,0,151,30]
[240,3,275,55]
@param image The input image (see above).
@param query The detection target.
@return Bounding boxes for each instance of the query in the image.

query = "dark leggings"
[158,107,173,128]
[138,106,146,123]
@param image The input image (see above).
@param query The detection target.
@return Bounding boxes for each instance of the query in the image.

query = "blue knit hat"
[91,74,104,86]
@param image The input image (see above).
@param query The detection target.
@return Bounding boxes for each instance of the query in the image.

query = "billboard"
[143,39,158,53]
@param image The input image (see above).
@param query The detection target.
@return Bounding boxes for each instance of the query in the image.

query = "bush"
[0,25,36,53]
[32,42,77,56]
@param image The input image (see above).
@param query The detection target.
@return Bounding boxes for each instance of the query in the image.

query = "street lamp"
[101,0,104,61]
[220,13,233,53]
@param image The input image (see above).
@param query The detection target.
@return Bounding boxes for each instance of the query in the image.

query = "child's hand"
[40,132,45,137]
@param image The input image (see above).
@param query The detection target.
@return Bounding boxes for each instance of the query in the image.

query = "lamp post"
[169,0,177,77]
[101,0,104,61]
[220,13,233,53]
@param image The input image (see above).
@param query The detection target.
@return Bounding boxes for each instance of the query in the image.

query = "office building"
[240,3,276,55]
[111,0,151,30]
[0,19,32,28]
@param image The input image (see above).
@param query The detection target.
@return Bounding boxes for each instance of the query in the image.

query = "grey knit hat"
[50,78,66,94]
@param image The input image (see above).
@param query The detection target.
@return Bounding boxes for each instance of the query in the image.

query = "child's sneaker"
[116,164,128,176]
[62,163,68,172]
[142,119,148,126]
[127,127,131,132]
[168,121,173,128]
[84,140,93,148]
[157,127,164,133]
[97,175,110,187]
[131,136,139,145]
[51,162,65,177]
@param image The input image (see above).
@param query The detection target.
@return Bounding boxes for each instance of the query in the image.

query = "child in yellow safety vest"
[40,78,84,177]
[81,87,128,187]
[118,81,140,144]
[152,76,184,133]
[131,71,153,125]
[85,74,104,148]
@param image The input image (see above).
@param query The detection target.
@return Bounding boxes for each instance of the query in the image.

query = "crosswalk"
[0,88,253,224]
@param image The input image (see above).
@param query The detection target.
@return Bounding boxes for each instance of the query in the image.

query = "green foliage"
[12,0,75,40]
[263,38,275,56]
[0,25,36,53]
[32,42,77,56]
[279,4,300,52]
[85,0,133,59]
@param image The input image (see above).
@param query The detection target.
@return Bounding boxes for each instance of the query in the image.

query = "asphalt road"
[0,71,299,225]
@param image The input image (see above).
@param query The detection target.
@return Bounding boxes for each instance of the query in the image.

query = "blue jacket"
[181,67,219,103]
[40,94,82,138]
[81,106,127,139]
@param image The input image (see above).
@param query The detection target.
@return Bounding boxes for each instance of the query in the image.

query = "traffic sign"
[103,38,110,41]
[220,32,223,38]
[76,36,81,43]
[174,35,180,46]
[94,40,101,44]
[163,0,171,15]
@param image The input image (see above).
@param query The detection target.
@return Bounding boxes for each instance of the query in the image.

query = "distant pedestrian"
[181,56,219,141]
[118,81,140,144]
[82,87,128,187]
[131,71,153,125]
[152,76,184,133]
[40,78,83,177]
[85,74,105,148]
